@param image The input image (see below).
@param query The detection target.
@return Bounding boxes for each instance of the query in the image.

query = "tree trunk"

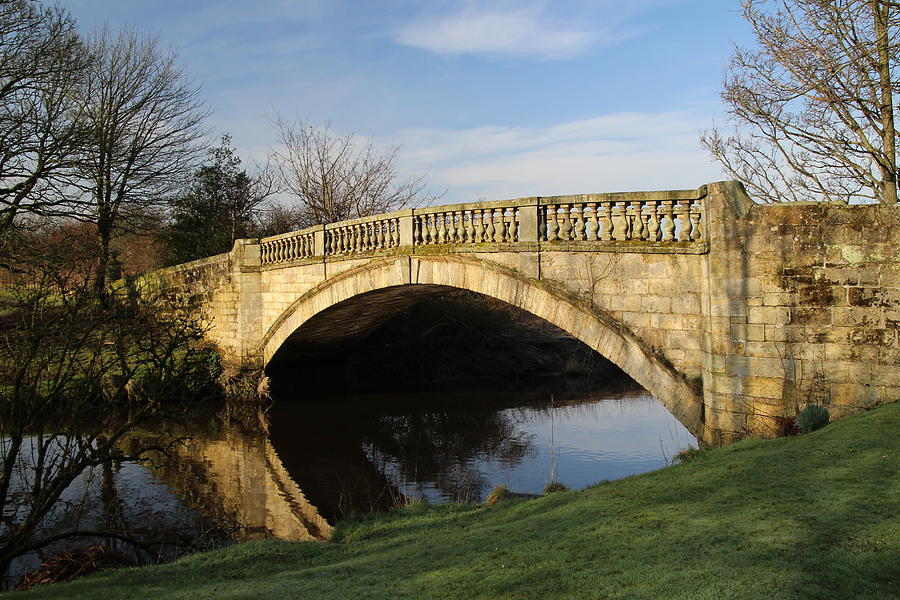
[875,0,899,204]
[94,215,112,304]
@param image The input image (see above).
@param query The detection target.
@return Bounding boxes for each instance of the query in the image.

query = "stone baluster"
[598,202,612,241]
[686,202,699,241]
[546,205,559,241]
[646,201,660,241]
[413,216,422,245]
[559,204,573,241]
[420,215,430,244]
[630,201,644,240]
[512,207,520,241]
[585,202,598,241]
[464,210,474,243]
[573,204,585,241]
[660,201,676,242]
[449,212,457,242]
[435,213,446,244]
[482,208,494,242]
[372,221,381,249]
[496,208,507,242]
[471,210,482,242]
[676,200,692,241]
[640,206,651,241]
[611,202,628,241]
[536,206,547,242]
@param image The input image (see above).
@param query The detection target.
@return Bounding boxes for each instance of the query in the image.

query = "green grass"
[17,402,900,599]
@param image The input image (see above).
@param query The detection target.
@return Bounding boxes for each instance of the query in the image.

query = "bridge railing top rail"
[258,185,709,266]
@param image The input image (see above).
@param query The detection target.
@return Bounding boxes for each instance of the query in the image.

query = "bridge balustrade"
[258,189,707,267]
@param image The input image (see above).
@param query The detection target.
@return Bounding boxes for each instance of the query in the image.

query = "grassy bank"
[18,403,900,600]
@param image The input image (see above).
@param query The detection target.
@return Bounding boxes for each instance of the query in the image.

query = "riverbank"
[17,402,900,599]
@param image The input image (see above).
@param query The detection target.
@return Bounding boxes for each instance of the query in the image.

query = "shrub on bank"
[796,404,830,433]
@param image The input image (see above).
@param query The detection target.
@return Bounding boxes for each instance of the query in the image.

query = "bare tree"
[0,235,215,579]
[0,1,88,230]
[701,0,900,204]
[76,26,208,297]
[270,117,436,226]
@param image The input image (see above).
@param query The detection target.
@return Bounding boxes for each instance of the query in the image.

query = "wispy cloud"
[394,2,631,59]
[395,108,725,202]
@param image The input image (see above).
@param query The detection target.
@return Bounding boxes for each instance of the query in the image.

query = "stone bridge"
[145,181,900,444]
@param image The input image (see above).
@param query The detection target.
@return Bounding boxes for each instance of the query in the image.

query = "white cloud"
[394,2,627,59]
[394,108,725,203]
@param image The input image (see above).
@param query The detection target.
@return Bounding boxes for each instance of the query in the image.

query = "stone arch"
[259,254,703,436]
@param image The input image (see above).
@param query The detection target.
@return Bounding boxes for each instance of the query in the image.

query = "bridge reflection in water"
[131,378,695,540]
[128,428,334,541]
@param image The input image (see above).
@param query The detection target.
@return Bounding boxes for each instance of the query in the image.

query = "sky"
[65,0,752,204]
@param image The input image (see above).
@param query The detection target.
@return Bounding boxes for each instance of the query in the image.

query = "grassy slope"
[19,403,900,600]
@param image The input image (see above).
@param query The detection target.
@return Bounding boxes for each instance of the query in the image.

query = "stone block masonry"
[151,181,899,445]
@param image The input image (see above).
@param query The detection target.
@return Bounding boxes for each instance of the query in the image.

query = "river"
[3,374,695,589]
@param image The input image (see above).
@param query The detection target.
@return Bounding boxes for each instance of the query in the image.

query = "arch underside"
[260,255,703,436]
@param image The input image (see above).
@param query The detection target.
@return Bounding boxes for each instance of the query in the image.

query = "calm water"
[4,377,696,588]
[267,380,696,518]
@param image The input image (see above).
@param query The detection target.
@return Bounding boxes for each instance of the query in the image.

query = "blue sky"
[66,1,751,204]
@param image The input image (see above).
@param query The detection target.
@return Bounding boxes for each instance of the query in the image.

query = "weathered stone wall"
[157,181,899,443]
[702,181,900,441]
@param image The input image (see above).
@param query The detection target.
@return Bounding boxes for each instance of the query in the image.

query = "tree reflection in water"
[268,376,647,514]
[362,409,535,504]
